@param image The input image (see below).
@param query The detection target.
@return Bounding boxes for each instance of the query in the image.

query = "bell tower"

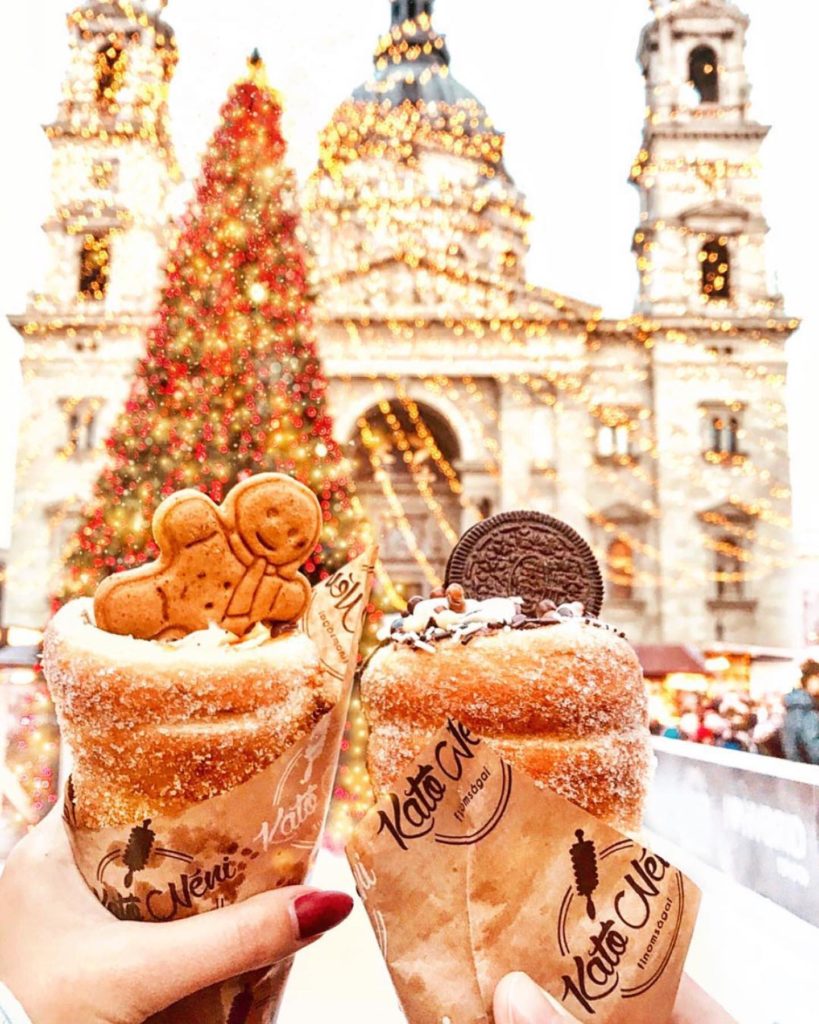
[390,1,435,21]
[632,0,781,319]
[630,0,798,647]
[5,0,178,628]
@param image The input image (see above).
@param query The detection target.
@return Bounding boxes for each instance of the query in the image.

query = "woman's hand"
[0,808,352,1024]
[493,971,737,1023]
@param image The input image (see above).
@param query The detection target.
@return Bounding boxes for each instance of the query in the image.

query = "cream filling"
[78,601,278,652]
[165,621,273,651]
[379,595,523,643]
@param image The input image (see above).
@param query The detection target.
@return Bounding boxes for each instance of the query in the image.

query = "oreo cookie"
[445,511,604,618]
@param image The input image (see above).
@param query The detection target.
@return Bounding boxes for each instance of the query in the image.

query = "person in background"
[702,698,729,741]
[751,694,785,758]
[694,713,715,745]
[678,710,700,741]
[782,659,819,765]
[717,693,752,751]
[715,725,747,752]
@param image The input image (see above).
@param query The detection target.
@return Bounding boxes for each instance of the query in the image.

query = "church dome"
[317,0,509,183]
[351,1,496,145]
[71,0,175,42]
[305,0,542,323]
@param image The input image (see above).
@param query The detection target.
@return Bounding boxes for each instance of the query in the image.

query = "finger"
[673,976,738,1024]
[6,803,73,873]
[130,886,353,1014]
[493,973,570,1024]
[5,805,114,921]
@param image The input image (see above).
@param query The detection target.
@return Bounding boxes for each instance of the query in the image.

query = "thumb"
[128,886,353,1015]
[494,973,571,1024]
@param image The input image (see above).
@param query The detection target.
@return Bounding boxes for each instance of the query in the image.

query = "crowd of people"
[651,658,819,765]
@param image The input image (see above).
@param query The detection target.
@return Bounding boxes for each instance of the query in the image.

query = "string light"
[356,416,442,587]
[0,664,60,853]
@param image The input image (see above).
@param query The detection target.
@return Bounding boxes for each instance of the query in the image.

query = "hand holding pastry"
[38,473,374,1024]
[0,809,352,1024]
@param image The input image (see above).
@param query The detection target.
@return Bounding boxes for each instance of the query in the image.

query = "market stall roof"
[635,644,708,678]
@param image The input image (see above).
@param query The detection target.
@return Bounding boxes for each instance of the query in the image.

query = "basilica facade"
[5,0,798,649]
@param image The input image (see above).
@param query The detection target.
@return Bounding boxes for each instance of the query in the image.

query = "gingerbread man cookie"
[93,474,322,640]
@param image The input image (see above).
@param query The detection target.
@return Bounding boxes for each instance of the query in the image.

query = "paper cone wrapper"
[62,549,376,1024]
[348,719,701,1024]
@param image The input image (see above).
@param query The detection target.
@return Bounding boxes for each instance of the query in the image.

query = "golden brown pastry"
[363,597,650,833]
[42,473,333,829]
[43,598,337,828]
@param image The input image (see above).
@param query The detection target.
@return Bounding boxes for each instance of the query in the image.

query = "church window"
[714,535,745,600]
[701,403,746,464]
[95,42,127,109]
[727,416,740,455]
[689,45,719,103]
[91,161,115,189]
[60,398,102,458]
[703,405,743,461]
[67,408,80,449]
[700,236,731,300]
[607,539,635,601]
[78,232,111,302]
[595,408,637,463]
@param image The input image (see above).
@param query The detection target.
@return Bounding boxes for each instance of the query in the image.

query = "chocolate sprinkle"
[445,511,604,618]
[385,606,606,653]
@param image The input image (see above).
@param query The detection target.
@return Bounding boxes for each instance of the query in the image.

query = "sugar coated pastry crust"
[362,619,652,833]
[44,598,338,827]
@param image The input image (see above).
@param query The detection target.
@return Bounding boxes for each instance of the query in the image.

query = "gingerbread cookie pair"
[94,474,322,640]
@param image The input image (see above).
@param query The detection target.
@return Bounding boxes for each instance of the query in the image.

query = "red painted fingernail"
[293,890,353,940]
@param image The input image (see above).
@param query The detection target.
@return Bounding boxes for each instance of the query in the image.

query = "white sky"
[1,0,817,555]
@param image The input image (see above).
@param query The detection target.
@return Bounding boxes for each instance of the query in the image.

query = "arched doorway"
[352,400,463,599]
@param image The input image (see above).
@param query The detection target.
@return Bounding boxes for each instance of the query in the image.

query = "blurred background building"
[306,0,797,649]
[3,0,800,650]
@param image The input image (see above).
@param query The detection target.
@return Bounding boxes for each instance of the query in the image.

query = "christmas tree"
[57,53,365,606]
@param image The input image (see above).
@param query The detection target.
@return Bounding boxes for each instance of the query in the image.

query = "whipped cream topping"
[164,621,274,650]
[379,593,587,652]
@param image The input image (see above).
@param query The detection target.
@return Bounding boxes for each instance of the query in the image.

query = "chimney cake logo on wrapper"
[91,818,256,922]
[557,835,688,1017]
[376,719,513,851]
